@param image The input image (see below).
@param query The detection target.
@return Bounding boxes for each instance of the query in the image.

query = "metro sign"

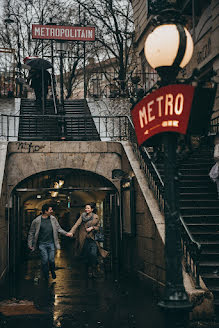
[131,84,195,146]
[32,24,95,41]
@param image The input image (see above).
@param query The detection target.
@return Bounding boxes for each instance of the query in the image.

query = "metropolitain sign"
[131,84,195,146]
[32,24,95,41]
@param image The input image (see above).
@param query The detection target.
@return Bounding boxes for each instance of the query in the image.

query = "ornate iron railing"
[126,116,201,288]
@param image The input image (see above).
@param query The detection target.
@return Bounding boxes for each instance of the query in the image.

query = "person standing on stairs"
[28,68,51,106]
[28,204,72,281]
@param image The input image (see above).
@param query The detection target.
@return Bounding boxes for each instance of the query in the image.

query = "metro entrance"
[8,168,120,280]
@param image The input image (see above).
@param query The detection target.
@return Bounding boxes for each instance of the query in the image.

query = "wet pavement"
[0,240,164,328]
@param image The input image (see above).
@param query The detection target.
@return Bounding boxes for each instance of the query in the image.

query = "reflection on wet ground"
[0,241,164,328]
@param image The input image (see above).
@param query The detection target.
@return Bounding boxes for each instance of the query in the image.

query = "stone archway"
[9,167,119,275]
[6,141,122,197]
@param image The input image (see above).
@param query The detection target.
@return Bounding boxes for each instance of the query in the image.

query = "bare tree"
[73,0,137,95]
[0,0,98,98]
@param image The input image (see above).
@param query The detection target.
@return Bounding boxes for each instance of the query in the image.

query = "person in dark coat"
[28,68,51,104]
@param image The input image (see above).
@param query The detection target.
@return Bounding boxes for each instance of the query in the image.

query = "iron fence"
[0,113,131,141]
[87,71,159,99]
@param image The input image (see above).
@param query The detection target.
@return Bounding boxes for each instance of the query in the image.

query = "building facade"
[131,0,219,123]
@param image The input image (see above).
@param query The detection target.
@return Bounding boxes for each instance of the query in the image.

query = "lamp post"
[144,7,194,328]
[4,15,22,98]
[56,41,68,114]
[56,41,68,139]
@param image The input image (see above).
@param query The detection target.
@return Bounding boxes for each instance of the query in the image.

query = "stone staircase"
[64,99,100,141]
[179,148,219,313]
[157,145,219,314]
[18,99,59,141]
[18,99,100,141]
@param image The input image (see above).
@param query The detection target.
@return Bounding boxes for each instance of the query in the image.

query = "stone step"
[180,199,219,207]
[182,214,219,224]
[181,207,219,215]
[180,192,217,200]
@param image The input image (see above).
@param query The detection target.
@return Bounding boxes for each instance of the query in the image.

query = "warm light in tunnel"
[59,180,64,187]
[51,191,59,197]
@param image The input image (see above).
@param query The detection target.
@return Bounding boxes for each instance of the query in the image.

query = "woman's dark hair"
[85,202,97,214]
[42,203,52,214]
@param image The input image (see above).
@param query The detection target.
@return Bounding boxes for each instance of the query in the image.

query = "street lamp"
[145,23,193,85]
[144,9,194,328]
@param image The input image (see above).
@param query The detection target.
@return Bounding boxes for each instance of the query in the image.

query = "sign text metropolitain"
[32,24,95,41]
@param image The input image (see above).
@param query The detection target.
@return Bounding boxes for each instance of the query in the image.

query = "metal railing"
[0,113,131,141]
[87,71,159,99]
[126,116,202,288]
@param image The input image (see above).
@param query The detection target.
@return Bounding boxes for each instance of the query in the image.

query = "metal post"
[17,25,22,98]
[83,41,86,99]
[60,50,64,113]
[83,12,86,99]
[42,67,45,115]
[159,133,191,328]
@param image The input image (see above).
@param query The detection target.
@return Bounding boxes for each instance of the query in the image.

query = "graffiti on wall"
[16,142,45,153]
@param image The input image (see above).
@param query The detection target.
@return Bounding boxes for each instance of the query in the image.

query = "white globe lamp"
[144,24,194,84]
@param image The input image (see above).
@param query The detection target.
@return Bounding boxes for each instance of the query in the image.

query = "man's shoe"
[51,270,56,279]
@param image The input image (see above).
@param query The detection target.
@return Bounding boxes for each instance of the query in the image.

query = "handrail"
[0,113,130,118]
[126,115,202,288]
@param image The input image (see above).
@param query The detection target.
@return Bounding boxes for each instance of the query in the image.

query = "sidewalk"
[0,242,164,328]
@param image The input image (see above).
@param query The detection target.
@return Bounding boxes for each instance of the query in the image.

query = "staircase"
[156,145,219,314]
[18,99,100,141]
[179,147,219,313]
[18,99,59,141]
[64,99,100,141]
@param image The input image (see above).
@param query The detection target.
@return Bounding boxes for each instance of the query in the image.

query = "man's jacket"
[28,215,67,250]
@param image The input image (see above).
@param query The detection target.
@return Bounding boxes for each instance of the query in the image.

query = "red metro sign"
[131,84,195,146]
[32,24,95,41]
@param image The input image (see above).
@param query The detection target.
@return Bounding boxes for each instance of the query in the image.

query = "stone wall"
[0,140,166,290]
[5,141,122,196]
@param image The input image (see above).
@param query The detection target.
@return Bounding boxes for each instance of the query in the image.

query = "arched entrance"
[9,168,120,278]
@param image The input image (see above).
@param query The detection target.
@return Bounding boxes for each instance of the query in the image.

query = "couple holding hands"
[28,202,108,280]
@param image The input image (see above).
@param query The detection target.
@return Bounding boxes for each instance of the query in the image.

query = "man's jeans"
[38,242,55,279]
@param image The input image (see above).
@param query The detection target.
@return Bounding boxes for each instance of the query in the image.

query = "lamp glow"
[144,24,193,69]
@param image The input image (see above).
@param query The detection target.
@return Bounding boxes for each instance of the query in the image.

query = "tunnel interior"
[10,168,118,274]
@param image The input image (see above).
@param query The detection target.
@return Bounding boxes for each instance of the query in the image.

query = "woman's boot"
[87,266,93,278]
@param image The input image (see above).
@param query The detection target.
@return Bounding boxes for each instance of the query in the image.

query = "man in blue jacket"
[28,204,71,280]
